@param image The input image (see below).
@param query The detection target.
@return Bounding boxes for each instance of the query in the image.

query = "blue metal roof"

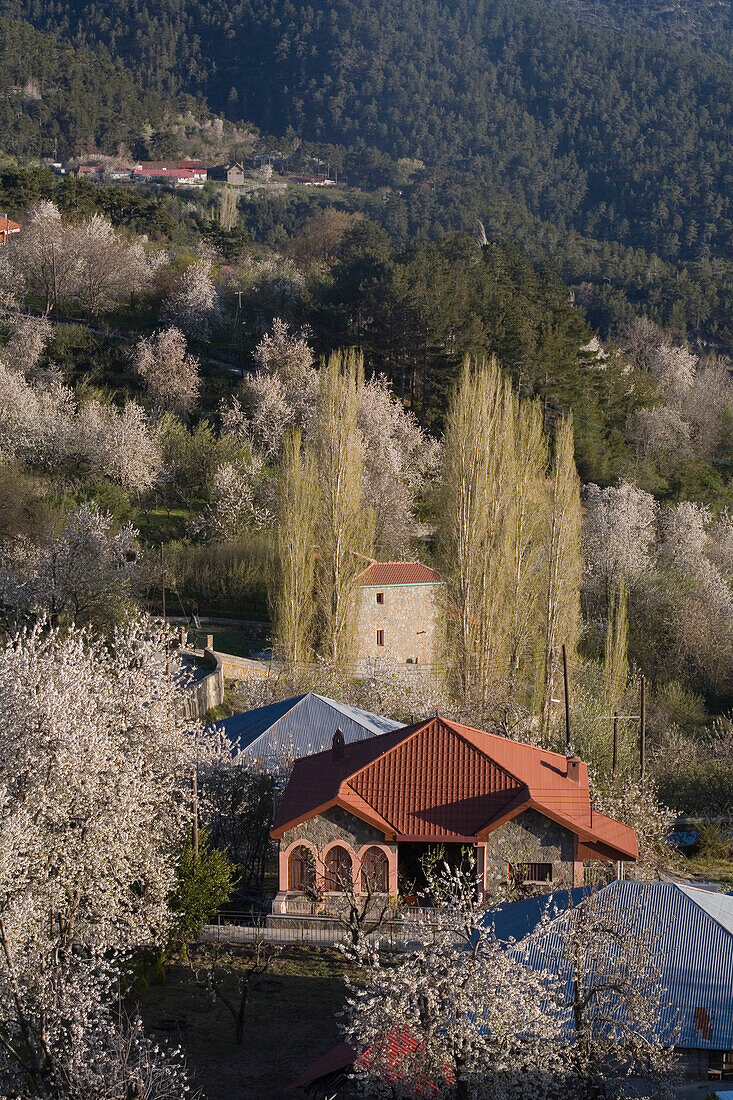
[491,881,733,1052]
[215,693,401,769]
[485,887,592,942]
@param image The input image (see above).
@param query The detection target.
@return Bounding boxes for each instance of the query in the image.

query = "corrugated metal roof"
[677,884,733,935]
[272,716,637,859]
[496,881,733,1052]
[485,887,592,942]
[216,693,400,769]
[356,561,442,586]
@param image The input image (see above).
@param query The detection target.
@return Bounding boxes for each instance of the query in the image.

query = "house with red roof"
[0,215,21,244]
[270,716,637,913]
[354,559,444,669]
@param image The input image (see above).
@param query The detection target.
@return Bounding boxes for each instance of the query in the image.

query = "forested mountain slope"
[0,18,182,158]
[12,0,733,269]
[539,0,732,63]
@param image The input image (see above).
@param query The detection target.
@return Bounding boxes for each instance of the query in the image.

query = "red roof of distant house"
[287,1042,356,1091]
[287,1027,454,1093]
[133,167,199,179]
[0,216,21,234]
[356,560,442,586]
[271,715,638,860]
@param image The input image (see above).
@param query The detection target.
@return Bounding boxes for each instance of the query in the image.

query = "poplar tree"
[604,574,629,711]
[541,414,583,735]
[440,356,515,702]
[275,430,318,666]
[313,349,373,667]
[508,397,549,685]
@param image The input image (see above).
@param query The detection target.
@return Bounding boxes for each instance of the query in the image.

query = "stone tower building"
[353,560,443,669]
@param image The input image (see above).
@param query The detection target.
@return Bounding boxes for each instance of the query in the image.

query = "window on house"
[376,630,384,647]
[324,845,353,891]
[376,592,384,604]
[510,862,553,885]
[288,846,316,893]
[361,846,389,893]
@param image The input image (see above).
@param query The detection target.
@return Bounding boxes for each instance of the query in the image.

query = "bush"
[169,829,237,944]
[166,530,273,619]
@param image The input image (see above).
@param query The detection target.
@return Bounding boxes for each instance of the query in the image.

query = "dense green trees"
[0,18,176,159]
[14,0,731,270]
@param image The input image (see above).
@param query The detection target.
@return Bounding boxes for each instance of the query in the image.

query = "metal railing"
[201,910,440,948]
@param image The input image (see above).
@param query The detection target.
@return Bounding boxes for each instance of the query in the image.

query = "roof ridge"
[316,693,382,720]
[432,716,527,790]
[439,716,576,766]
[674,883,733,939]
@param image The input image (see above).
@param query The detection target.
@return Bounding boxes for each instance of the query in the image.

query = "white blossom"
[133,326,201,416]
[191,457,274,540]
[344,856,564,1099]
[0,618,215,1095]
[359,375,441,556]
[164,258,222,340]
[76,400,163,494]
[0,502,139,627]
[582,480,658,588]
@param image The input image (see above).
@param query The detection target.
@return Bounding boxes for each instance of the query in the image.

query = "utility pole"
[639,675,646,781]
[562,643,571,749]
[612,712,618,776]
[192,770,199,861]
[160,544,166,623]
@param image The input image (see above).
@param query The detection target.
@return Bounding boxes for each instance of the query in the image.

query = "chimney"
[332,727,345,763]
[566,755,581,782]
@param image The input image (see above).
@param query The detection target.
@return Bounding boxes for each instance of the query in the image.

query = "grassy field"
[682,854,733,888]
[131,946,353,1099]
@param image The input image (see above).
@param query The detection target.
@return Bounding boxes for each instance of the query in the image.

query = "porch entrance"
[397,842,476,905]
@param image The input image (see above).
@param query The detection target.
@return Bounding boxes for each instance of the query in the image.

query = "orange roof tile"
[0,216,21,234]
[356,561,442,586]
[271,716,638,861]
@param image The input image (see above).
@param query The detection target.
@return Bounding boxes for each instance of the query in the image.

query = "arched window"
[324,845,353,891]
[288,846,316,892]
[361,846,389,893]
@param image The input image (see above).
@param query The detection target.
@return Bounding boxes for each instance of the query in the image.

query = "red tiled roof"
[287,1028,454,1094]
[287,1042,356,1091]
[0,216,20,234]
[271,716,638,861]
[356,561,441,586]
[350,720,523,838]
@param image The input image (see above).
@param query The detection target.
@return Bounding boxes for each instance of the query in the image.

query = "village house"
[0,215,21,244]
[132,161,209,185]
[270,716,637,913]
[354,560,444,670]
[207,163,247,186]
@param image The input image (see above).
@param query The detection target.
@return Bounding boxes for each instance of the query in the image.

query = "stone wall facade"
[482,808,582,889]
[355,581,443,666]
[282,806,389,850]
[274,807,398,914]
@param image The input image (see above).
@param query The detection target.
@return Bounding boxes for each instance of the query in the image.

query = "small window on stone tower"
[376,592,384,604]
[376,630,384,647]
